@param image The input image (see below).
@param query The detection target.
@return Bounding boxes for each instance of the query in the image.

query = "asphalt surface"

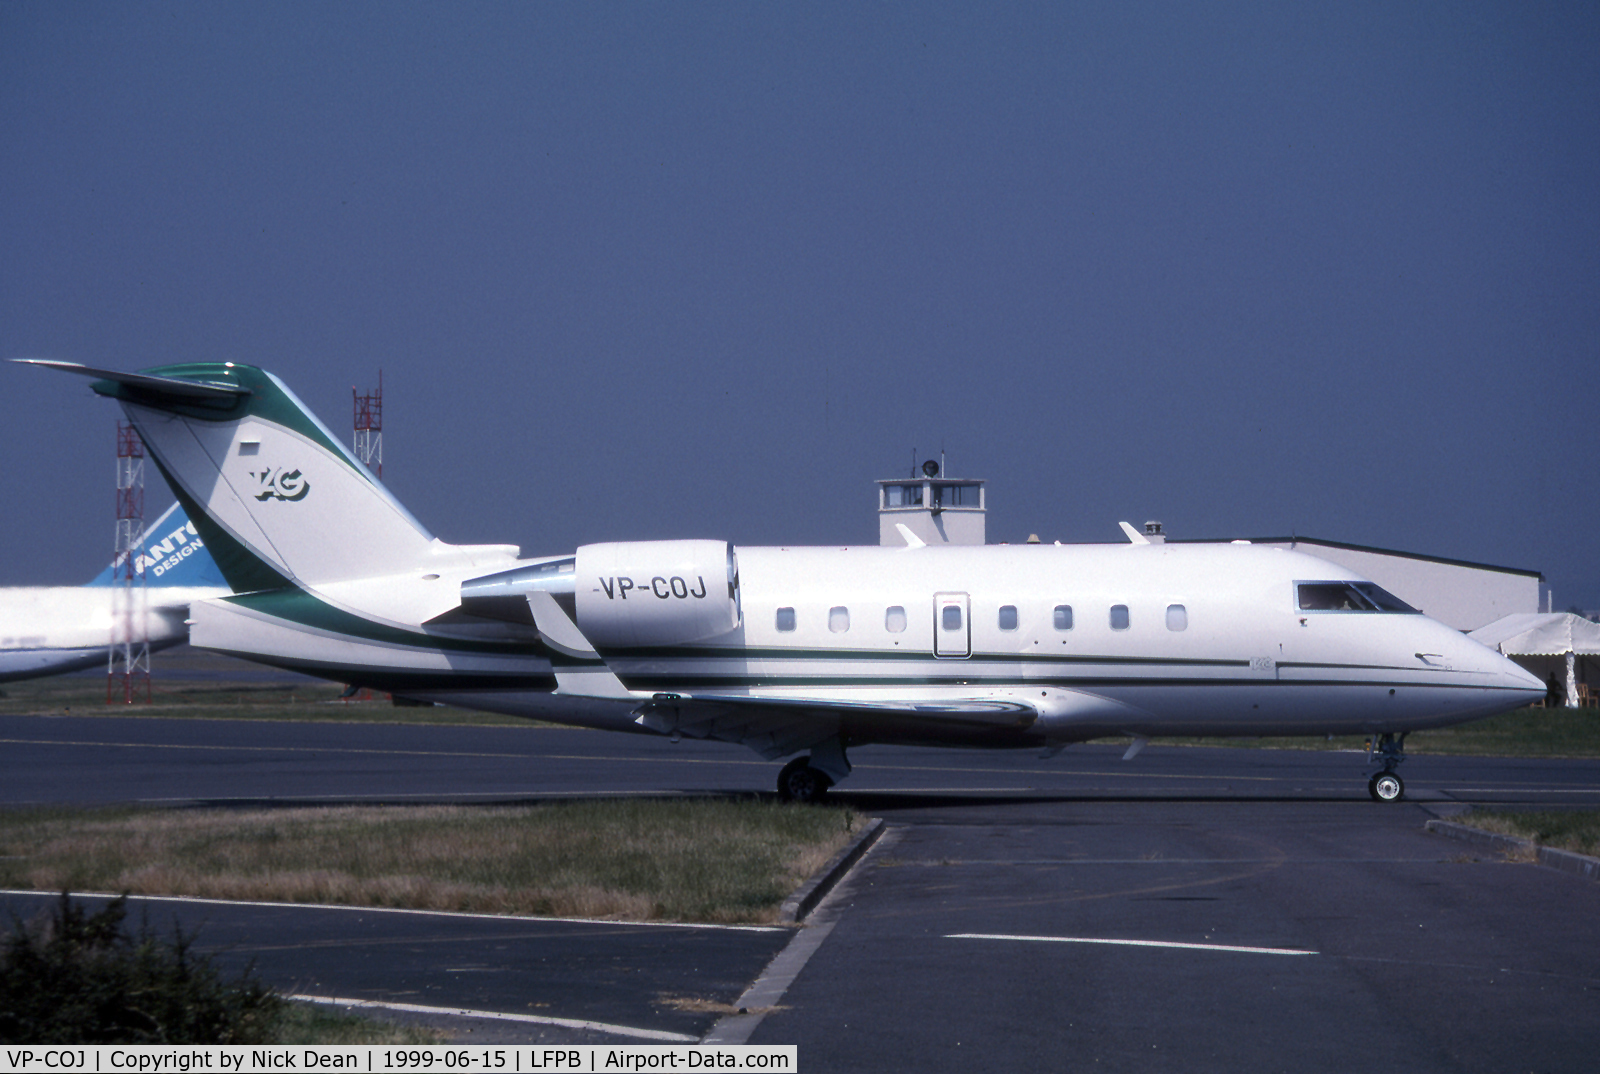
[2,712,1598,1070]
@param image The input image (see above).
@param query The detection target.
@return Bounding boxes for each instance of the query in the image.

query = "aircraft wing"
[631,691,1042,759]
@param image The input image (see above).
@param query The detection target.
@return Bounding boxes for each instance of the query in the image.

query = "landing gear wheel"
[777,757,833,804]
[1369,771,1404,802]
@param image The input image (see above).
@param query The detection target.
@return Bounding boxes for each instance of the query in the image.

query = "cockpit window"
[1296,582,1419,614]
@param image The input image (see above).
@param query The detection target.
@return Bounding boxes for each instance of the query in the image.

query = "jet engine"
[574,539,741,649]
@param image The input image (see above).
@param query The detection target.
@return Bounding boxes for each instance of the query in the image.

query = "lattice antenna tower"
[353,369,383,478]
[109,420,151,703]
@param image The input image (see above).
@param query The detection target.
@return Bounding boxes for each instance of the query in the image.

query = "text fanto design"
[250,467,310,502]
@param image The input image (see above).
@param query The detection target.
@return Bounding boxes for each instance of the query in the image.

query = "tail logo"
[250,467,310,502]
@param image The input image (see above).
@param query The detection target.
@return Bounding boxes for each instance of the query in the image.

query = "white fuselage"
[586,541,1541,743]
[200,539,1545,746]
[0,586,224,682]
[16,357,1544,791]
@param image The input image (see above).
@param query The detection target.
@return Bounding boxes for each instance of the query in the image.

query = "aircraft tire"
[1368,771,1404,802]
[777,757,832,804]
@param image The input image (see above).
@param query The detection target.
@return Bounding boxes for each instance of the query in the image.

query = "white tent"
[1469,613,1600,708]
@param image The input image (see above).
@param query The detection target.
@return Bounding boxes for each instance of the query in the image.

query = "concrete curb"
[779,816,886,923]
[1425,819,1600,883]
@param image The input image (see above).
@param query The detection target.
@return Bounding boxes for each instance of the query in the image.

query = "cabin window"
[1166,604,1188,631]
[776,607,796,632]
[1110,604,1130,630]
[885,606,907,633]
[998,605,1018,631]
[942,605,963,632]
[1296,582,1419,614]
[829,606,850,633]
[1053,605,1073,630]
[885,483,923,507]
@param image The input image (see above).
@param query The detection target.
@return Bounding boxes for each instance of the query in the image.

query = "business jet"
[0,501,228,682]
[15,359,1544,801]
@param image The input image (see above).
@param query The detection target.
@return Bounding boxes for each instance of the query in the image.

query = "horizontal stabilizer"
[14,359,250,408]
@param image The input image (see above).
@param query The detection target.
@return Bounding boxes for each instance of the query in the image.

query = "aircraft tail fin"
[19,360,509,592]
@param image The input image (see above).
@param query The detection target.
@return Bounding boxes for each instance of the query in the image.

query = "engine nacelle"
[574,540,741,649]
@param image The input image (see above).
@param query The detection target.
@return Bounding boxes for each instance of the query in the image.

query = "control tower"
[877,458,986,546]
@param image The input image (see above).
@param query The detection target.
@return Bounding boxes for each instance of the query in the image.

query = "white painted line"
[703,917,838,1046]
[0,889,784,932]
[948,933,1317,956]
[1441,788,1600,795]
[289,994,697,1042]
[703,826,904,1045]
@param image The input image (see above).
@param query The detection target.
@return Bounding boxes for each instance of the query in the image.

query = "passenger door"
[934,592,971,658]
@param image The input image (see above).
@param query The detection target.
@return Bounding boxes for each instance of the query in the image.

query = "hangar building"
[870,465,1541,633]
[1175,535,1540,632]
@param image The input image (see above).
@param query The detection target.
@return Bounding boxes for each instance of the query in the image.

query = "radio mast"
[109,420,151,702]
[353,370,383,478]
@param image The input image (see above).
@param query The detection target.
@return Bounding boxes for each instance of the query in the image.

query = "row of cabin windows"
[774,604,1189,633]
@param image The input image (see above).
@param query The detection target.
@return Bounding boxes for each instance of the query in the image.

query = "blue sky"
[4,2,1597,607]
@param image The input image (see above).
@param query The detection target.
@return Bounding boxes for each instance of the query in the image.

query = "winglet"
[1118,521,1151,545]
[524,591,635,699]
[895,523,927,549]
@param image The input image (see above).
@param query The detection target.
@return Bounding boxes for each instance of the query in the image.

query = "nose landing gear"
[1366,732,1407,802]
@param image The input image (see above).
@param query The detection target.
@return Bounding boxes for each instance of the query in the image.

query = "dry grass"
[272,1002,445,1045]
[1148,706,1600,758]
[0,800,861,925]
[655,994,785,1015]
[0,675,528,726]
[1450,809,1600,858]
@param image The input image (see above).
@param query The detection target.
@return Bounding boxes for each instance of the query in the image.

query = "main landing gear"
[777,756,833,803]
[1366,732,1407,802]
[776,737,852,804]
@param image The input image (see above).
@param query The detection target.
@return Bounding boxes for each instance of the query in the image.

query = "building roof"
[1171,535,1542,581]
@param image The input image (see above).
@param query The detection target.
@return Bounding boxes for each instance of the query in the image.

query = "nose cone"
[1498,653,1546,698]
[1455,632,1545,704]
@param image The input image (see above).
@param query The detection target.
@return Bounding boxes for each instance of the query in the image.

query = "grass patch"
[1449,810,1600,857]
[0,799,862,925]
[1400,705,1600,757]
[1149,706,1600,758]
[271,1002,443,1045]
[0,676,529,726]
